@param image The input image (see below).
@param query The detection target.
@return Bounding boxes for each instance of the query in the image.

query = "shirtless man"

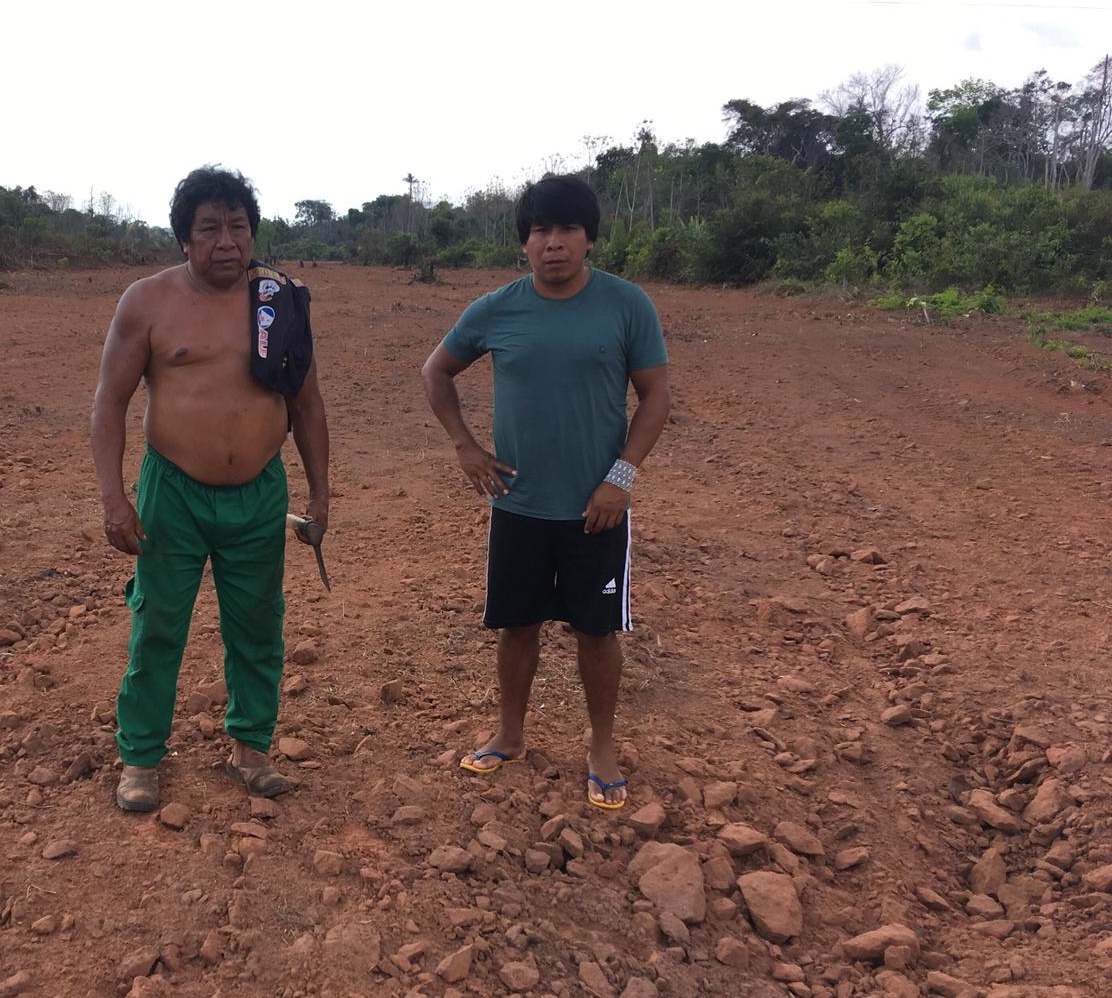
[91,166,329,812]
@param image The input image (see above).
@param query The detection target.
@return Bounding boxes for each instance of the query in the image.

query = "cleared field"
[1,264,1109,997]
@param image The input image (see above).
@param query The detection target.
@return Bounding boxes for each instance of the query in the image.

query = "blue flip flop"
[587,772,628,810]
[458,748,525,774]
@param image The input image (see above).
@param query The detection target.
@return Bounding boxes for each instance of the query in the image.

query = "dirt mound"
[1,265,1110,997]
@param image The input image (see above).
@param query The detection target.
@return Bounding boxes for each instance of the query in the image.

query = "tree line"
[3,60,1112,296]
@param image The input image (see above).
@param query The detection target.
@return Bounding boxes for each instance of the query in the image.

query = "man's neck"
[531,265,591,300]
[184,262,246,295]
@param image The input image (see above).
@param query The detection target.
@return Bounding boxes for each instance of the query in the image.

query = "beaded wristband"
[604,458,637,491]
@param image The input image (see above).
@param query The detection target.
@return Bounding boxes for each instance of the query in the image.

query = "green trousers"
[116,445,287,766]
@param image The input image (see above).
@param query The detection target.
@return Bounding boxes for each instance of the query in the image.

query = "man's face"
[522,222,594,297]
[184,201,253,288]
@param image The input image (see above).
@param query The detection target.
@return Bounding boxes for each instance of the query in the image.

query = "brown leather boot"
[116,765,159,812]
[225,746,291,798]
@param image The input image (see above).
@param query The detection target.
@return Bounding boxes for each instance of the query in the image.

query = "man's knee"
[572,627,617,642]
[501,622,543,643]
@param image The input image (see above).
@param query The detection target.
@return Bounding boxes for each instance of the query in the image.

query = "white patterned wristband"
[604,458,637,491]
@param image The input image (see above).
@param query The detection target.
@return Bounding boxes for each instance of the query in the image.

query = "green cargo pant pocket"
[124,576,145,612]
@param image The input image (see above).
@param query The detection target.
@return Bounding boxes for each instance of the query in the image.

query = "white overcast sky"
[4,0,1109,226]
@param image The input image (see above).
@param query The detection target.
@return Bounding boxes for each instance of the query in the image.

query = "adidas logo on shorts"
[602,578,617,595]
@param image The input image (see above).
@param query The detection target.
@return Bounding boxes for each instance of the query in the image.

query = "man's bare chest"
[151,299,250,370]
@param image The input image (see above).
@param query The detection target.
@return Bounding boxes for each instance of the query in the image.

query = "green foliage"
[686,160,817,284]
[1062,187,1112,284]
[911,288,967,321]
[428,202,468,249]
[7,65,1112,293]
[294,199,335,227]
[254,218,278,259]
[1026,321,1112,373]
[384,232,421,267]
[353,229,387,265]
[774,198,877,285]
[0,184,180,269]
[723,99,837,173]
[873,285,1004,322]
[969,286,1004,313]
[877,177,1074,292]
[621,219,697,281]
[593,219,630,273]
[468,240,521,268]
[886,211,938,284]
[1053,304,1112,331]
[1021,303,1112,335]
[691,202,779,284]
[824,243,879,287]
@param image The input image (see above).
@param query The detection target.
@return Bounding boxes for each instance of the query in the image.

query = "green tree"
[723,99,838,173]
[294,200,335,227]
[428,201,467,249]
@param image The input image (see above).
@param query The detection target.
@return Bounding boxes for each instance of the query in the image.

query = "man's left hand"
[582,483,628,534]
[304,497,329,534]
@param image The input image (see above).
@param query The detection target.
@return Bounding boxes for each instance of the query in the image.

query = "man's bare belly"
[140,270,292,486]
[145,392,288,485]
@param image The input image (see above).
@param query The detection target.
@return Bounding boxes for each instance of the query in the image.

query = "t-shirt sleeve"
[441,294,490,363]
[627,286,669,371]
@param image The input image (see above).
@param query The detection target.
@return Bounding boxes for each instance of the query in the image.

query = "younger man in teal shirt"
[421,175,670,809]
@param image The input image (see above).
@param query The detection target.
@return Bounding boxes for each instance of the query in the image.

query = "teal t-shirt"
[442,268,668,520]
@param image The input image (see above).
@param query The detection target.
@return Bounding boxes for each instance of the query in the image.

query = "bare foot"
[586,752,627,809]
[459,743,525,774]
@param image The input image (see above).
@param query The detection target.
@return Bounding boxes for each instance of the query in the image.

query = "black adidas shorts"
[483,507,632,635]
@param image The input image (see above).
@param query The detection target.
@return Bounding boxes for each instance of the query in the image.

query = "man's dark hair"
[515,175,600,244]
[169,166,261,248]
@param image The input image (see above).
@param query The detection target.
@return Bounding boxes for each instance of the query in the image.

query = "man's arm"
[621,363,671,467]
[421,343,516,497]
[582,363,671,533]
[90,283,153,555]
[287,357,330,532]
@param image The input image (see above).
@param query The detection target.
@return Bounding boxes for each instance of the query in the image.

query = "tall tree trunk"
[1080,56,1112,190]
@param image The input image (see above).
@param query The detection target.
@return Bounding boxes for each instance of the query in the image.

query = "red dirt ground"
[2,264,1111,998]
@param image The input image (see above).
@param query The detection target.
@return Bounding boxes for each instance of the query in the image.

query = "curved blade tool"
[285,513,332,591]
